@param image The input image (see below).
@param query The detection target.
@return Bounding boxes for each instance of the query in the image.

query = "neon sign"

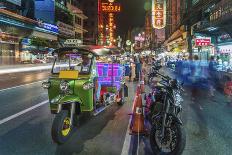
[101,3,121,13]
[108,13,115,42]
[152,0,166,29]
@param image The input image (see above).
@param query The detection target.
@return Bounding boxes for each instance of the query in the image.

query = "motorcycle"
[145,66,186,155]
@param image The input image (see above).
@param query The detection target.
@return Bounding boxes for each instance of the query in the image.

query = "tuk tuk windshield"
[52,52,92,74]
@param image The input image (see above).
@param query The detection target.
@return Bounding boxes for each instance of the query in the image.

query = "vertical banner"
[108,13,114,42]
[152,0,166,29]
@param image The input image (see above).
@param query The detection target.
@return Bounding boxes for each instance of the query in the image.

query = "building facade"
[0,0,58,64]
[0,0,87,65]
[78,0,99,45]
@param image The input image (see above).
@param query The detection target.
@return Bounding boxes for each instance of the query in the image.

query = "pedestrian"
[181,58,190,84]
[208,56,217,97]
[134,55,141,81]
[190,55,203,109]
[130,57,136,82]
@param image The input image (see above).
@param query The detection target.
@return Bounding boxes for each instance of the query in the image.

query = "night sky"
[116,0,146,38]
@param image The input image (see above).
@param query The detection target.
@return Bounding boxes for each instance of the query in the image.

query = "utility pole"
[186,0,193,60]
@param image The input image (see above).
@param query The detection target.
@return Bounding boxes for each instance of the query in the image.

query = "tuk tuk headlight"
[60,81,69,92]
[42,81,51,89]
[83,82,94,90]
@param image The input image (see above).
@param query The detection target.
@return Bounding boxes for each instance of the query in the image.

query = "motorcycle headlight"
[83,82,94,90]
[42,81,51,89]
[60,81,69,92]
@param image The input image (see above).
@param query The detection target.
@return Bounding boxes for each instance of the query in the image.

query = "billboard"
[6,0,21,6]
[152,0,166,29]
[34,0,55,24]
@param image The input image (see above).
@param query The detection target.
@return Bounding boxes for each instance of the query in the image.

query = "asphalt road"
[0,70,50,90]
[0,76,135,155]
[0,69,232,155]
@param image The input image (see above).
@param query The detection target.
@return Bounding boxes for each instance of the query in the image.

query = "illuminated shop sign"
[6,0,21,6]
[195,38,211,46]
[21,38,31,45]
[101,2,121,13]
[0,16,29,28]
[38,22,59,33]
[108,13,115,42]
[55,2,69,12]
[152,0,166,29]
[135,36,145,42]
[57,21,75,37]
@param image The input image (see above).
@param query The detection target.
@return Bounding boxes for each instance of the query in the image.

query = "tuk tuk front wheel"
[51,110,73,144]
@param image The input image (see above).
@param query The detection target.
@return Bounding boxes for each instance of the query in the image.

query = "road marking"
[121,117,132,155]
[0,100,48,125]
[0,80,44,92]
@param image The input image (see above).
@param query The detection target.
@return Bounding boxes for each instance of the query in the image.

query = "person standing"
[135,55,141,81]
[208,56,217,97]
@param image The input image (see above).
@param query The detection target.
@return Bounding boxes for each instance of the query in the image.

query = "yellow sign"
[59,70,79,79]
[152,0,166,29]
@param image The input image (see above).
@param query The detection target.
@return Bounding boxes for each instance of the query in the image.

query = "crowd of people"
[173,55,232,108]
[124,53,232,109]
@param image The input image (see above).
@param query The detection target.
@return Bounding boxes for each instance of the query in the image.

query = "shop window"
[75,16,82,26]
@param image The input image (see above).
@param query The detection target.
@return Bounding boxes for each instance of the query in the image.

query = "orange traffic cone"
[129,94,147,135]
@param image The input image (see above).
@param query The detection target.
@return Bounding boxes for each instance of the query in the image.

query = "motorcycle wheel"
[51,110,73,144]
[150,120,186,155]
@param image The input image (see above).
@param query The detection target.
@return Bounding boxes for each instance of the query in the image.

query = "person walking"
[190,55,203,109]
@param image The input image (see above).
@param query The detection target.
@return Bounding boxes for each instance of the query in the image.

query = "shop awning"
[31,31,58,41]
[164,29,183,46]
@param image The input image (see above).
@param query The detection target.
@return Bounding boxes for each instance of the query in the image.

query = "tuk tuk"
[42,46,128,144]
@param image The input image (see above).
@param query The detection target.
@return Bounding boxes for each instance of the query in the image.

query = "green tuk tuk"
[42,46,128,144]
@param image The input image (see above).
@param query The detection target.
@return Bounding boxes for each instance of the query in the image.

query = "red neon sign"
[195,38,211,46]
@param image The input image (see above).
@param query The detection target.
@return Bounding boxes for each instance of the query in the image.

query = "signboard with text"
[152,0,166,29]
[101,2,121,13]
[195,38,211,46]
[57,21,75,37]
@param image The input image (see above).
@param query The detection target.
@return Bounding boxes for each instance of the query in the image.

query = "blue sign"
[35,0,55,24]
[40,23,59,33]
[21,38,31,45]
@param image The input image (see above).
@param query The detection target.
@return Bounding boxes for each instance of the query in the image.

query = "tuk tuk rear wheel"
[51,110,73,144]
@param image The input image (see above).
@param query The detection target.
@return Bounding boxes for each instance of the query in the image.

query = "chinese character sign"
[195,38,211,46]
[152,0,166,29]
[101,3,121,13]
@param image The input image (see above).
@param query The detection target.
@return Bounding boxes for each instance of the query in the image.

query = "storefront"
[0,9,58,64]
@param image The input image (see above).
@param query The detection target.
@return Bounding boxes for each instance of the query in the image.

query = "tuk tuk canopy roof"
[53,45,124,56]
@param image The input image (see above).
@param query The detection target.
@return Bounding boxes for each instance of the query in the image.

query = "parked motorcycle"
[145,67,186,155]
